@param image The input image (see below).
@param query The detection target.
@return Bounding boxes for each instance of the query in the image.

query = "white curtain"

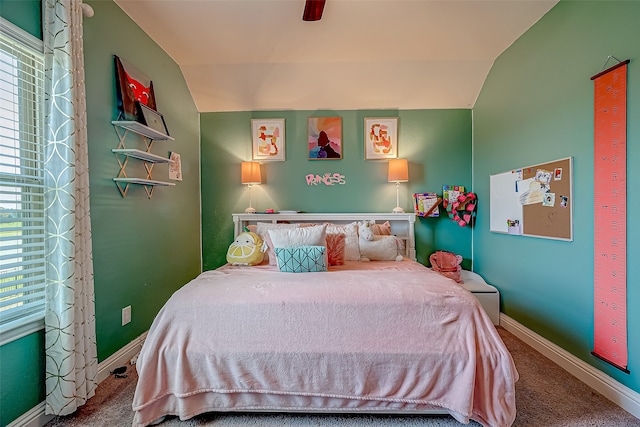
[43,0,98,416]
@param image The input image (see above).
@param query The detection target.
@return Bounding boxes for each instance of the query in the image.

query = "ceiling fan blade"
[302,0,326,21]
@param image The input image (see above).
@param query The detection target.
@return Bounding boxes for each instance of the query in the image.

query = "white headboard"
[232,212,416,261]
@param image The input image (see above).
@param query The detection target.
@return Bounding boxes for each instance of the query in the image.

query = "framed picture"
[252,119,285,161]
[308,117,342,160]
[114,55,157,120]
[137,101,169,136]
[364,117,398,160]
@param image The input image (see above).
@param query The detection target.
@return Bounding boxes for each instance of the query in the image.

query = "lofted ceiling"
[113,0,558,112]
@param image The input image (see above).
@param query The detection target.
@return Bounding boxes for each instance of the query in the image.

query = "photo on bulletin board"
[489,157,573,241]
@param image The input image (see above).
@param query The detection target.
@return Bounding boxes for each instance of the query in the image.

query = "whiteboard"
[489,170,523,233]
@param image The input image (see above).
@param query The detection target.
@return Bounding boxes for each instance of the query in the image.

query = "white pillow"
[325,222,360,261]
[256,222,300,265]
[268,224,327,248]
[268,225,328,268]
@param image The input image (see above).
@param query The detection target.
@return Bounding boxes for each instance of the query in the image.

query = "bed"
[132,213,518,427]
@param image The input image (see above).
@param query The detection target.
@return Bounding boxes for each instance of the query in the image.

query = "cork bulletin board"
[490,157,573,241]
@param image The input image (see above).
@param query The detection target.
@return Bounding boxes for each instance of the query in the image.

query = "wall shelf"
[112,120,174,199]
[112,148,172,163]
[111,120,174,141]
[114,177,176,186]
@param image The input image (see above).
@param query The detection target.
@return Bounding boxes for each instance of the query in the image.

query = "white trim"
[96,331,147,383]
[500,313,640,419]
[0,16,44,52]
[0,315,44,347]
[470,108,475,270]
[6,331,148,427]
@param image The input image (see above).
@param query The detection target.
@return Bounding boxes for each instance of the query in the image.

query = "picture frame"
[114,55,157,120]
[308,117,342,160]
[136,101,169,136]
[251,119,285,161]
[364,117,398,160]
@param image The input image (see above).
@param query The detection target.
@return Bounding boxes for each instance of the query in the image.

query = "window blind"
[0,19,46,338]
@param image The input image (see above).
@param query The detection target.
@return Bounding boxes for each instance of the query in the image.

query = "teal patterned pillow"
[274,245,327,273]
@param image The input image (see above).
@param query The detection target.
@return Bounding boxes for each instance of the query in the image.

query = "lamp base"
[392,206,405,214]
[245,207,257,214]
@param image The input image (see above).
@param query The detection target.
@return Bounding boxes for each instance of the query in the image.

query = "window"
[0,18,45,345]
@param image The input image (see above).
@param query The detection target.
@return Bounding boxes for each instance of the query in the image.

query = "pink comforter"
[132,261,518,427]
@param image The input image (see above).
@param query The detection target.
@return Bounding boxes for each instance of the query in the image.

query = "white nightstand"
[460,270,500,325]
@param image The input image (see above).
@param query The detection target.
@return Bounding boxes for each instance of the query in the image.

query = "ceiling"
[113,0,558,113]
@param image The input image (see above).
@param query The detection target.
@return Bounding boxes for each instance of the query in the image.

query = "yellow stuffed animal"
[226,232,265,266]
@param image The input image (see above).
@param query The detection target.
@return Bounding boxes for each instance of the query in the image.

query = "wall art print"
[114,55,157,120]
[308,117,342,160]
[169,152,182,181]
[252,119,285,161]
[364,117,398,160]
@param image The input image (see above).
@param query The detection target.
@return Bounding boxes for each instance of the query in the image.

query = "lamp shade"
[388,159,409,182]
[241,162,261,185]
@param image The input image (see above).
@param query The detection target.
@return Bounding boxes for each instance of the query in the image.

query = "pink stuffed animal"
[429,250,464,283]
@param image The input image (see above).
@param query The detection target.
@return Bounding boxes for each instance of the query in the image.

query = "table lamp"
[388,158,408,213]
[241,161,261,213]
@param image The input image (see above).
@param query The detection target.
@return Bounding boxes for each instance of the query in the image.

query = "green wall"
[474,1,639,393]
[0,0,41,39]
[0,331,44,426]
[0,1,202,424]
[201,109,473,271]
[84,0,201,361]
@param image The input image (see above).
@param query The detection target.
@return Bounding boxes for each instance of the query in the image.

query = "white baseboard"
[6,403,53,427]
[7,331,148,427]
[96,330,147,384]
[500,313,640,419]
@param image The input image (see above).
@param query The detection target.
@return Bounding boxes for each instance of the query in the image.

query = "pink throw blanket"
[132,261,518,427]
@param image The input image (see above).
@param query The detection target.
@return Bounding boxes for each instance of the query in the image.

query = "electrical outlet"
[122,305,131,326]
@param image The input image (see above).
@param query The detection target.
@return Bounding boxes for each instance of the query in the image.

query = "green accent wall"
[83,0,201,361]
[0,1,202,424]
[0,331,44,426]
[201,109,473,271]
[474,1,639,393]
[0,0,42,39]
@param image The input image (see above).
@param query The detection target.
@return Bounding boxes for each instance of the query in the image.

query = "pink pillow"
[326,233,346,266]
[325,222,360,261]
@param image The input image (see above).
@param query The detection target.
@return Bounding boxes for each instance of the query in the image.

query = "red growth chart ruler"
[591,58,629,372]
